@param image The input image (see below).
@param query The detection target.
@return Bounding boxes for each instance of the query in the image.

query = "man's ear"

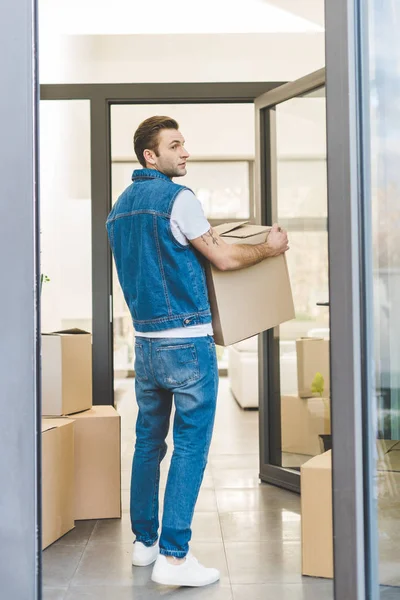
[143,149,156,165]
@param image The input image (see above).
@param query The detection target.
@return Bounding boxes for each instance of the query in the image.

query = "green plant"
[311,372,324,397]
[40,274,50,294]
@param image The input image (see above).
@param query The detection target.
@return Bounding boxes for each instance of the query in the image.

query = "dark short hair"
[133,116,179,167]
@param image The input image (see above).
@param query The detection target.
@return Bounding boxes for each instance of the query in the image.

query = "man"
[106,116,289,587]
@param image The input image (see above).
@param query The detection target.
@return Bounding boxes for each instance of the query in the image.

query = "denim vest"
[106,169,212,333]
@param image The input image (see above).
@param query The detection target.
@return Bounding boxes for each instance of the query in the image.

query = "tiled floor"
[42,376,335,599]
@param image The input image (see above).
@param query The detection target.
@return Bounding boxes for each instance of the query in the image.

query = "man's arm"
[190,224,289,271]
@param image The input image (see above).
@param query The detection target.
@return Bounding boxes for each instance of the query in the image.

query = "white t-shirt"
[137,189,214,338]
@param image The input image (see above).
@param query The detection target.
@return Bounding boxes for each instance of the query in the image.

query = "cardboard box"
[42,328,92,416]
[67,406,121,520]
[281,395,330,456]
[42,419,75,549]
[301,443,400,581]
[206,222,295,346]
[301,450,333,578]
[296,338,330,398]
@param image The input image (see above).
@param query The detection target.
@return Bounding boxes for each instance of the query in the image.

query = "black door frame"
[254,69,327,493]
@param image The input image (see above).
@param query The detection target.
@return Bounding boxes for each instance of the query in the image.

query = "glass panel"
[110,104,254,378]
[366,2,400,592]
[39,100,92,333]
[273,87,330,469]
[112,160,250,219]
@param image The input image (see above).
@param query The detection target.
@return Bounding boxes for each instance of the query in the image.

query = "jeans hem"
[135,536,158,547]
[160,549,187,558]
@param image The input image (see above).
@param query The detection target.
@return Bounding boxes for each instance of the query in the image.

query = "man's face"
[147,129,190,178]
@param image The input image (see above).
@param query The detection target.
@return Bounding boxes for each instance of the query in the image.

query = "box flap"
[42,418,74,433]
[301,450,332,471]
[71,406,119,420]
[54,328,91,335]
[42,422,57,434]
[43,328,91,336]
[224,224,269,239]
[214,221,249,236]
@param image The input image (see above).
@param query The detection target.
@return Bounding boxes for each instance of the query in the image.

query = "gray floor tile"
[121,470,131,491]
[43,545,85,587]
[215,486,300,514]
[122,489,131,512]
[53,520,97,547]
[72,543,151,587]
[65,584,233,599]
[380,586,400,599]
[219,510,301,542]
[193,489,218,512]
[191,512,223,543]
[232,581,334,600]
[212,469,261,489]
[379,541,400,586]
[209,455,260,471]
[90,512,133,545]
[209,438,259,456]
[225,541,302,584]
[42,588,68,600]
[121,454,134,471]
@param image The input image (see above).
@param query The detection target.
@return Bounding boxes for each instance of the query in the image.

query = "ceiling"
[39,0,324,35]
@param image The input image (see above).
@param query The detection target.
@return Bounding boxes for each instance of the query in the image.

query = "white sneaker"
[151,553,220,587]
[132,540,159,566]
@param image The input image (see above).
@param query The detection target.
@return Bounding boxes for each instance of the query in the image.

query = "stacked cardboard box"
[281,337,331,456]
[66,406,121,520]
[296,338,330,398]
[281,395,330,456]
[42,419,75,549]
[42,329,121,549]
[41,328,93,416]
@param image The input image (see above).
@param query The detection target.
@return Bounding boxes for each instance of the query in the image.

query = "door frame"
[40,81,285,408]
[254,68,326,493]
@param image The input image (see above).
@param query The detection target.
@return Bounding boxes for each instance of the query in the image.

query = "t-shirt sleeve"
[171,189,211,241]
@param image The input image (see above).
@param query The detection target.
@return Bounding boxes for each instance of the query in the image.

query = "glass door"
[254,70,330,491]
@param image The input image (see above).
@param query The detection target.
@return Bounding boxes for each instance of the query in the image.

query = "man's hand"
[265,223,289,257]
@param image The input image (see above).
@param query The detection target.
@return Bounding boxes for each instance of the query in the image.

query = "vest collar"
[132,168,171,182]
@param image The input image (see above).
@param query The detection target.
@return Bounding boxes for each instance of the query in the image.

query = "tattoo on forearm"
[201,228,220,246]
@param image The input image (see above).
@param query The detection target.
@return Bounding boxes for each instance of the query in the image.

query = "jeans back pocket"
[156,343,200,387]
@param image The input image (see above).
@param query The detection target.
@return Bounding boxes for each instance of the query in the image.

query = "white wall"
[40,101,92,332]
[39,33,324,84]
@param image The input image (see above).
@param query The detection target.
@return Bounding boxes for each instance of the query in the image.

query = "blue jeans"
[130,335,219,558]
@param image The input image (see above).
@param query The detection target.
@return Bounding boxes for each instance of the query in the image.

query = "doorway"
[40,70,331,493]
[39,80,285,482]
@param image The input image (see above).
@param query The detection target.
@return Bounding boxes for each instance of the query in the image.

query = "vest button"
[184,319,190,325]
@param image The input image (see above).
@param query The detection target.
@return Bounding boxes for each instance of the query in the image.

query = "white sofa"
[228,337,259,408]
[228,337,298,409]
